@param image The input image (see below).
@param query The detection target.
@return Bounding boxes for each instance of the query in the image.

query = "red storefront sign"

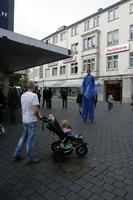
[106,43,129,54]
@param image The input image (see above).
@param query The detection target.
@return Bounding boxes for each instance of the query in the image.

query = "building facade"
[28,0,133,102]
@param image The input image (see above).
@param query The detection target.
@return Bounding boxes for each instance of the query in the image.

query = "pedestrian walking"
[42,87,48,107]
[13,81,43,164]
[0,85,6,122]
[46,88,53,108]
[76,90,82,115]
[37,90,41,103]
[61,88,68,108]
[107,92,114,111]
[7,84,19,124]
[94,94,98,108]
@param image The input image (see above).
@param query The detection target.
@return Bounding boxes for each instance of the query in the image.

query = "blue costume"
[81,74,98,121]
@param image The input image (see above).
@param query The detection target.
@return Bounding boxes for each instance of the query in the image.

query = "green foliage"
[9,75,28,88]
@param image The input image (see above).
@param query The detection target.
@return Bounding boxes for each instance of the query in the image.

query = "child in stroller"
[60,119,82,139]
[44,114,88,162]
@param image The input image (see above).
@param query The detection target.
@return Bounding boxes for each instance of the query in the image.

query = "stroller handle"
[40,116,49,123]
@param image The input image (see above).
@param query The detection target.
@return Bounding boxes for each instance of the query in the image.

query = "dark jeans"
[62,99,67,108]
[42,98,46,107]
[108,102,113,110]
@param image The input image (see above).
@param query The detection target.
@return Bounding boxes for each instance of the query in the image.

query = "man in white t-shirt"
[13,81,43,164]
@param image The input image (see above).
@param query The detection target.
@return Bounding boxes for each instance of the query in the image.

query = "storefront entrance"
[105,80,122,101]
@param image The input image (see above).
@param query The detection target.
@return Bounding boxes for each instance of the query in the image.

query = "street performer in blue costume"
[80,70,98,122]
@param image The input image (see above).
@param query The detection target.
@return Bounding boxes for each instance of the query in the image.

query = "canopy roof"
[0,28,71,73]
[37,79,83,88]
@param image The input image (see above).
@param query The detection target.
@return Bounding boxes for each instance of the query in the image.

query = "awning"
[0,28,71,73]
[37,79,83,88]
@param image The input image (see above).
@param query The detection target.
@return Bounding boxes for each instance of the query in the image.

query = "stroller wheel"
[53,151,65,163]
[76,143,88,157]
[51,141,60,151]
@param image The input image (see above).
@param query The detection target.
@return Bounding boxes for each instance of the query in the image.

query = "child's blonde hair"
[61,120,68,128]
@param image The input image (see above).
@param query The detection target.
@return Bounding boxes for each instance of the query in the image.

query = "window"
[33,68,38,78]
[83,58,95,72]
[130,3,133,13]
[84,20,90,31]
[107,30,119,45]
[130,25,133,40]
[129,52,133,68]
[71,63,78,74]
[45,69,50,77]
[39,65,43,78]
[93,16,100,28]
[52,67,57,76]
[108,7,119,21]
[60,31,66,41]
[83,35,96,50]
[53,35,58,44]
[71,43,78,55]
[60,66,66,75]
[107,55,118,70]
[71,26,78,36]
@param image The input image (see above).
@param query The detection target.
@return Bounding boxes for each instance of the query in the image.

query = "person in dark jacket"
[37,90,41,104]
[76,90,82,115]
[7,85,19,124]
[61,88,68,108]
[47,88,53,108]
[0,87,6,122]
[42,88,48,107]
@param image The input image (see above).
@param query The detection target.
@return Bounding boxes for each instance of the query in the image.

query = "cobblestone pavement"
[0,99,133,200]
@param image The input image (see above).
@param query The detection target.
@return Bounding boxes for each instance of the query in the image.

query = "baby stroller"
[43,116,88,162]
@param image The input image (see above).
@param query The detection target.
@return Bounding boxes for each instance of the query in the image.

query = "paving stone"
[21,188,35,197]
[113,181,125,189]
[101,191,116,200]
[125,193,133,200]
[90,185,104,195]
[88,194,103,200]
[69,184,82,193]
[102,183,115,192]
[84,182,93,190]
[56,186,68,196]
[42,190,58,200]
[124,178,133,186]
[1,101,133,200]
[79,189,92,199]
[65,192,79,200]
[27,193,44,200]
[112,188,127,198]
